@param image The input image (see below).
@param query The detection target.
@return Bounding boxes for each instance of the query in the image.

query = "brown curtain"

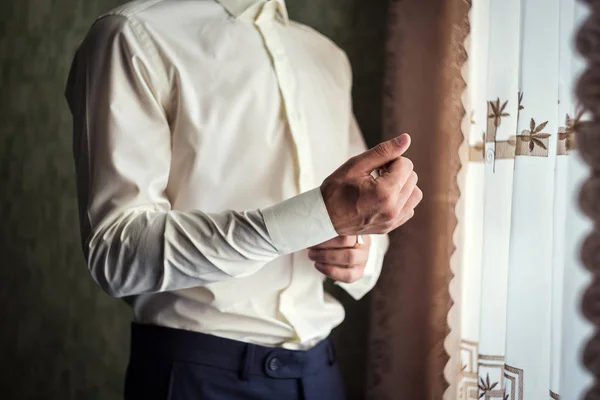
[365,1,471,399]
[576,1,600,398]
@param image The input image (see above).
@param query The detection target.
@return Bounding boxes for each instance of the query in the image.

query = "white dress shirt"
[65,0,389,349]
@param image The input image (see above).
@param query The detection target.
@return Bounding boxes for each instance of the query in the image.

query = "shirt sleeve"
[334,113,390,300]
[65,15,337,298]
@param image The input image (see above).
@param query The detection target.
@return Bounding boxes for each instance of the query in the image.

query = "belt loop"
[240,344,255,381]
[326,341,336,365]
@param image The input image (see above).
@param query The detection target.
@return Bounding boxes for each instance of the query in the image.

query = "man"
[65,0,422,398]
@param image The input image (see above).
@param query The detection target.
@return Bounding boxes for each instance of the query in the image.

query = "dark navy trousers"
[124,323,347,400]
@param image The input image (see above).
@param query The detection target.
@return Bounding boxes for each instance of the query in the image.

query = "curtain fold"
[575,0,600,397]
[366,1,471,399]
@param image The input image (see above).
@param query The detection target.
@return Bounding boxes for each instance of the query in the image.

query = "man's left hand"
[307,235,371,283]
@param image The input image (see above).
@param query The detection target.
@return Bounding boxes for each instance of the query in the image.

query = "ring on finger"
[353,235,364,249]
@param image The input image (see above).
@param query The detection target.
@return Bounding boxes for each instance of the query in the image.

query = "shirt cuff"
[261,187,338,254]
[335,234,389,300]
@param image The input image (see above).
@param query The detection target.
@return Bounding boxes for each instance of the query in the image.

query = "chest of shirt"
[149,14,351,211]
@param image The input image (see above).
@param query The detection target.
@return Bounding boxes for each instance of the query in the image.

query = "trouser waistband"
[129,323,337,380]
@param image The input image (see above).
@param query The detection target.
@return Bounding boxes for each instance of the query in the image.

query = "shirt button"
[268,357,281,371]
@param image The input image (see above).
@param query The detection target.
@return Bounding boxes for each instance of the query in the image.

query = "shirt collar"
[217,0,289,24]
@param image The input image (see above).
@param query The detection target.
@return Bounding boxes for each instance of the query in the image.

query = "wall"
[0,1,130,399]
[0,1,386,399]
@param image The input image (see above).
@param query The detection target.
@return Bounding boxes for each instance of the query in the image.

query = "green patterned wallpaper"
[0,1,130,399]
[0,1,386,399]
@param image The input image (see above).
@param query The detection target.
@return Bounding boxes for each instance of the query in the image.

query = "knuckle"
[400,157,414,172]
[375,190,395,211]
[326,267,338,278]
[324,265,336,276]
[373,142,391,158]
[340,172,354,185]
[346,251,357,265]
[341,251,350,264]
[344,236,355,247]
[328,253,338,264]
[374,184,389,201]
[317,264,330,275]
[382,221,396,233]
[409,171,418,184]
[381,209,396,221]
[344,156,358,170]
[380,199,399,220]
[338,270,353,283]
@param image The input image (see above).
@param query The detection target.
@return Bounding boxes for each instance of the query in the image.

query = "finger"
[393,188,422,228]
[350,133,411,174]
[315,263,365,283]
[311,235,371,249]
[404,186,423,211]
[308,248,369,266]
[396,208,415,227]
[310,235,356,249]
[396,171,419,206]
[397,210,415,226]
[384,156,414,186]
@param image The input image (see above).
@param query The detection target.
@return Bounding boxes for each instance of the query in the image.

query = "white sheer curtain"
[456,0,593,399]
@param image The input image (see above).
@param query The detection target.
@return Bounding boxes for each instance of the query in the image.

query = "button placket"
[256,19,314,194]
[277,254,318,344]
[255,10,317,344]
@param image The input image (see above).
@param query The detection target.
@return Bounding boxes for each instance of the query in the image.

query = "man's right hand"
[320,133,422,236]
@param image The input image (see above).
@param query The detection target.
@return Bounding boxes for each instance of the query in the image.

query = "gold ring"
[354,235,364,249]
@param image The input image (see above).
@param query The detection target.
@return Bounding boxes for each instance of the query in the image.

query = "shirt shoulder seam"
[94,8,171,109]
[99,0,165,18]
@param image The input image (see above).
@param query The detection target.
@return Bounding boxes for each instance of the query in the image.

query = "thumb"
[351,133,411,174]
